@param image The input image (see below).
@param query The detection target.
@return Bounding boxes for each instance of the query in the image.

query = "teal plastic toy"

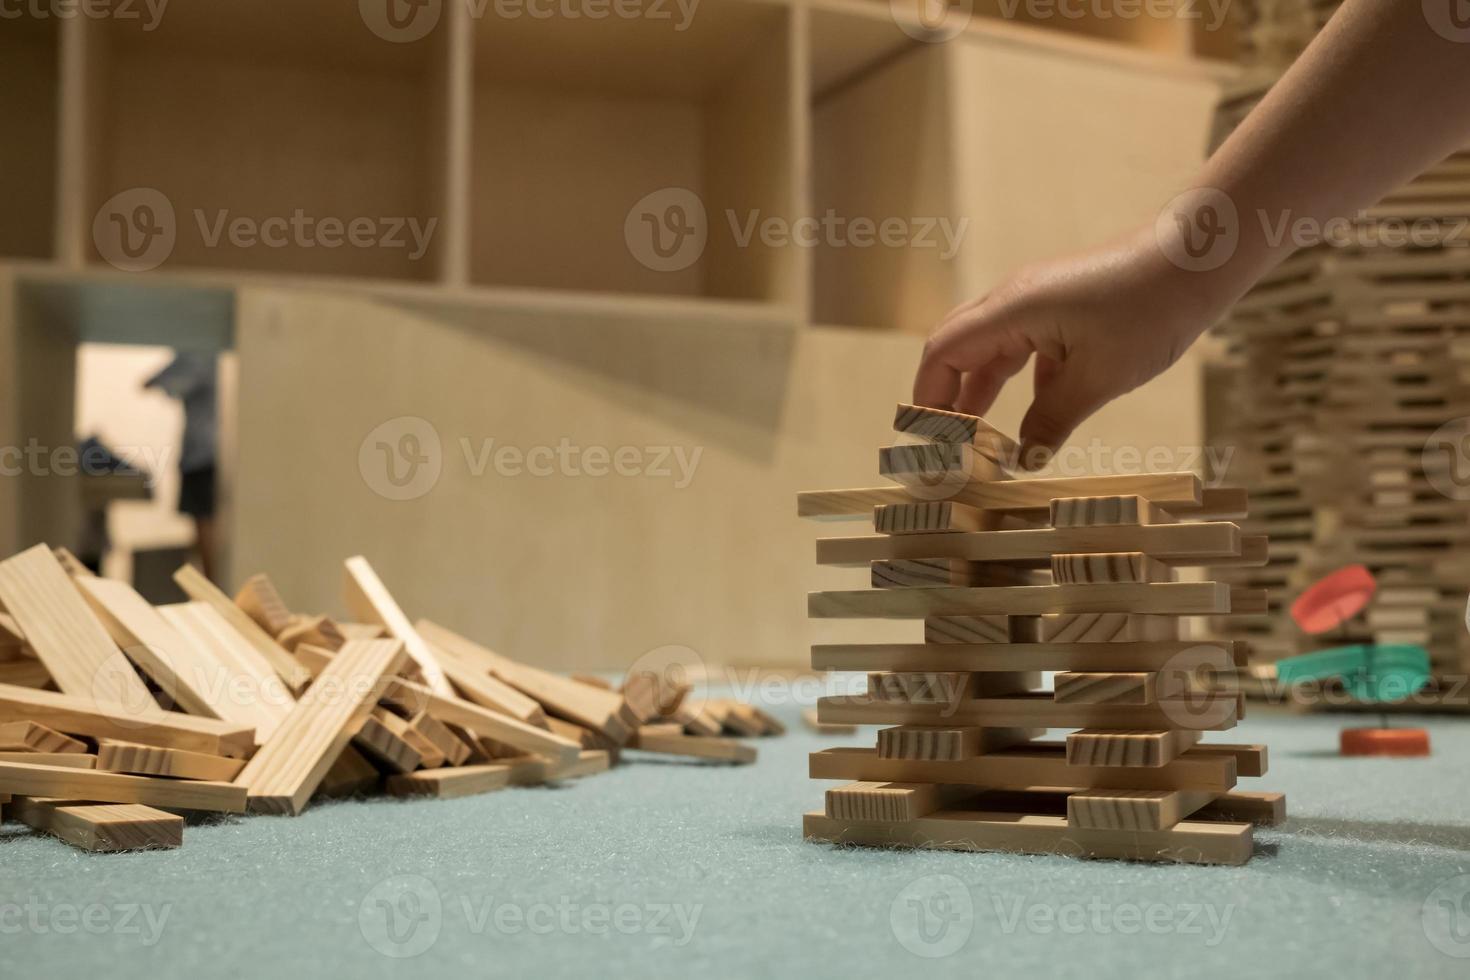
[1275,643,1432,702]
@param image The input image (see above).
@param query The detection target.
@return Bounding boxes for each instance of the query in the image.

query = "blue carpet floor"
[1,704,1467,979]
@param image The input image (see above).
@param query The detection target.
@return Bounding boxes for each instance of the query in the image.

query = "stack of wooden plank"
[0,547,773,852]
[1205,77,1470,703]
[798,404,1284,866]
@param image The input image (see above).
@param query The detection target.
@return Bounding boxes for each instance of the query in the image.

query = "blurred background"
[7,0,1464,690]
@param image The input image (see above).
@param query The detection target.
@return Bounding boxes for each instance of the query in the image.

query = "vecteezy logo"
[1154,187,1238,273]
[1423,873,1470,958]
[623,644,708,722]
[1424,0,1470,42]
[1422,417,1470,501]
[93,188,176,272]
[889,874,973,958]
[359,875,443,958]
[360,0,442,43]
[358,416,443,501]
[624,188,707,273]
[891,0,972,42]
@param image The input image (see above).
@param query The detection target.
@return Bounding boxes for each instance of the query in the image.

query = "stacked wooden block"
[1206,78,1470,698]
[0,546,773,852]
[799,404,1284,866]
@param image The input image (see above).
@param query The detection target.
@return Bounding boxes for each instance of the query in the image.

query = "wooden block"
[878,442,1006,491]
[803,811,1252,865]
[233,573,294,636]
[173,563,312,695]
[1067,789,1216,831]
[1054,672,1157,705]
[811,641,1235,674]
[0,659,51,688]
[924,614,1010,643]
[380,678,582,765]
[95,739,245,782]
[571,674,614,690]
[867,671,973,705]
[628,729,756,764]
[337,622,388,640]
[0,545,155,711]
[1188,743,1268,777]
[1049,495,1168,528]
[0,612,25,646]
[0,684,254,758]
[797,473,1202,519]
[444,723,493,763]
[342,557,455,698]
[893,403,1019,461]
[876,726,980,761]
[352,715,422,774]
[0,761,246,811]
[0,751,95,768]
[387,762,512,799]
[234,639,409,815]
[415,621,549,726]
[159,601,296,743]
[1066,729,1203,767]
[1051,552,1174,584]
[1192,790,1286,826]
[9,798,183,852]
[0,720,86,753]
[808,582,1229,619]
[816,522,1241,567]
[410,711,472,767]
[1230,588,1270,614]
[810,745,1238,793]
[75,577,231,721]
[317,746,381,798]
[1039,613,1179,643]
[874,501,990,535]
[872,559,1035,589]
[816,694,1239,732]
[276,616,345,654]
[826,781,941,822]
[669,702,722,738]
[801,707,857,734]
[1211,536,1269,567]
[709,699,761,737]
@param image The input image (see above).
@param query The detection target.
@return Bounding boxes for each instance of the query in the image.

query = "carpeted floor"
[1,702,1467,979]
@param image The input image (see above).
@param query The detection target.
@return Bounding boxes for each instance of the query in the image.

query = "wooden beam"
[233,573,294,636]
[0,751,95,768]
[826,781,940,822]
[893,403,1018,460]
[415,620,549,726]
[0,760,246,812]
[1050,495,1170,527]
[809,582,1230,619]
[172,564,312,694]
[9,798,183,852]
[342,556,454,697]
[816,522,1241,567]
[158,601,296,743]
[1053,672,1160,705]
[878,442,1006,489]
[874,501,990,535]
[797,473,1202,519]
[811,640,1234,674]
[0,720,87,753]
[627,728,756,764]
[1051,552,1174,584]
[351,714,422,774]
[380,678,582,765]
[1065,729,1203,767]
[1067,789,1217,831]
[0,684,254,757]
[95,739,245,782]
[876,726,980,761]
[816,694,1239,731]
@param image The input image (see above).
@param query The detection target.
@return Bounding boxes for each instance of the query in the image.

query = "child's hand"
[912,227,1230,467]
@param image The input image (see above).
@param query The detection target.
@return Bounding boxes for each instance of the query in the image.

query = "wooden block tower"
[799,404,1285,866]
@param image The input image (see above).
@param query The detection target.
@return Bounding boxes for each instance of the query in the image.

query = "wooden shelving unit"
[0,15,59,261]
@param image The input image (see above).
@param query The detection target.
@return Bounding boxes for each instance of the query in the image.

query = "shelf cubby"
[0,15,59,260]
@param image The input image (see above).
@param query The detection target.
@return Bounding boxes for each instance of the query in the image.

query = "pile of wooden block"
[0,547,775,852]
[798,403,1284,866]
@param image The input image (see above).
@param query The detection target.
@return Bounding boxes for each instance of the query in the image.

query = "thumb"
[1018,362,1106,469]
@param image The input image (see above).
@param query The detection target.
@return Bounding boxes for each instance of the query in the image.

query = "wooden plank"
[627,728,757,764]
[1051,552,1174,584]
[801,707,857,735]
[923,614,1011,643]
[0,684,254,757]
[809,582,1230,619]
[0,660,50,688]
[811,641,1235,674]
[9,798,183,852]
[0,720,87,753]
[874,502,990,535]
[803,811,1252,865]
[410,711,472,767]
[342,556,455,697]
[415,620,549,726]
[876,726,980,761]
[1188,743,1268,777]
[809,746,1237,793]
[1192,790,1286,826]
[277,616,345,653]
[872,559,1034,589]
[1067,789,1216,831]
[317,746,381,799]
[878,442,1007,490]
[159,601,296,743]
[816,522,1241,567]
[234,639,408,815]
[377,708,445,768]
[1210,536,1269,567]
[0,545,154,711]
[351,715,423,774]
[1066,729,1203,767]
[172,564,312,694]
[386,750,610,799]
[380,678,583,765]
[1053,672,1158,705]
[826,781,940,822]
[95,739,245,782]
[1040,613,1178,643]
[797,473,1201,519]
[1050,495,1170,527]
[233,573,294,636]
[0,761,246,812]
[0,751,95,769]
[867,671,972,705]
[816,694,1239,731]
[893,403,1019,461]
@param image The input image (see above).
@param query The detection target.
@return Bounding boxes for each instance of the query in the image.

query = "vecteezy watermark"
[358,417,704,501]
[992,897,1236,946]
[92,188,437,272]
[359,0,698,43]
[360,875,444,958]
[890,0,973,42]
[993,0,1231,31]
[1422,417,1470,501]
[1155,187,1240,273]
[0,439,173,479]
[890,874,974,958]
[624,187,708,274]
[0,899,172,947]
[1424,0,1470,43]
[623,644,708,721]
[1423,874,1470,958]
[0,0,167,29]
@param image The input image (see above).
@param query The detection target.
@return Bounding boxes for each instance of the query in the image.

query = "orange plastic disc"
[1339,727,1431,757]
[1291,564,1377,634]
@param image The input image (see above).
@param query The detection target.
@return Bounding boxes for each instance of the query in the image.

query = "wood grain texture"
[380,678,583,765]
[0,545,155,711]
[817,694,1239,732]
[159,601,296,743]
[809,582,1229,619]
[351,714,422,774]
[1188,743,1268,777]
[877,442,1007,490]
[628,729,756,763]
[797,473,1202,519]
[0,761,246,812]
[1049,494,1170,528]
[174,563,312,694]
[0,684,255,757]
[1067,789,1216,831]
[816,522,1241,567]
[866,671,972,705]
[95,739,245,782]
[924,614,1036,644]
[874,501,989,535]
[410,711,473,767]
[1053,672,1156,705]
[234,573,294,636]
[415,620,550,726]
[876,725,980,761]
[811,641,1236,674]
[9,798,183,852]
[1051,552,1174,584]
[0,751,95,768]
[342,556,455,697]
[1065,729,1203,767]
[387,750,610,799]
[0,720,87,753]
[234,638,408,815]
[1192,790,1286,826]
[892,403,1019,461]
[276,616,345,653]
[1039,612,1179,643]
[825,781,939,822]
[0,660,50,688]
